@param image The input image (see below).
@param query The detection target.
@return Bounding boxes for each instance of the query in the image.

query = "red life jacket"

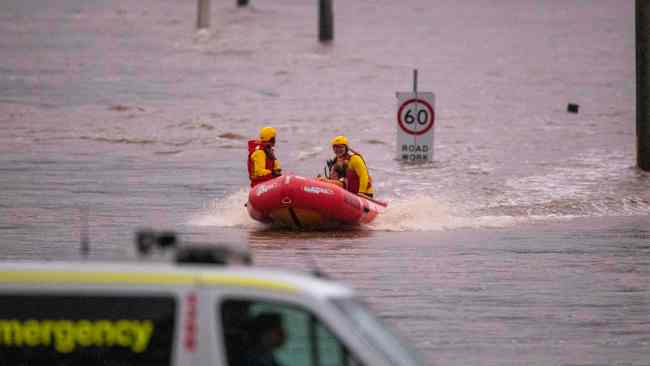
[247,140,276,187]
[337,153,372,194]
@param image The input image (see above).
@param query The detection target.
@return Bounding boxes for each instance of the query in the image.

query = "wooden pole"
[636,0,650,171]
[197,0,210,29]
[238,0,249,7]
[319,0,334,42]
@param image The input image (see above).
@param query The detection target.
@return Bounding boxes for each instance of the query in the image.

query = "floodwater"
[1,0,649,365]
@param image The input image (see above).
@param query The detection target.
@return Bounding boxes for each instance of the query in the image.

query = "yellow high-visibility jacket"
[250,148,281,178]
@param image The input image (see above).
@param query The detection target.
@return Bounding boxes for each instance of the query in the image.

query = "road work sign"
[396,91,435,162]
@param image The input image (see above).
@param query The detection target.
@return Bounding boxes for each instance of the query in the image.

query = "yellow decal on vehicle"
[0,319,154,353]
[0,271,299,292]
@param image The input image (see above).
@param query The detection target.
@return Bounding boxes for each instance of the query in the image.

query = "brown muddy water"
[1,0,649,365]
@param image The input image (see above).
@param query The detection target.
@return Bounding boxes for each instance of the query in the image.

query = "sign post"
[637,0,650,171]
[396,70,435,162]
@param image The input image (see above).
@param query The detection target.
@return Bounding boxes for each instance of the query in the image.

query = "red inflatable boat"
[246,175,387,229]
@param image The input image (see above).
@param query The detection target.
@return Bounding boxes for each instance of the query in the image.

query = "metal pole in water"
[413,69,420,162]
[636,0,650,171]
[413,69,418,96]
[80,207,90,257]
[319,0,334,42]
[238,0,249,7]
[197,0,211,29]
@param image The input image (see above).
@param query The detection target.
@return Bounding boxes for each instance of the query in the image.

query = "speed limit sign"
[397,98,434,135]
[396,91,435,162]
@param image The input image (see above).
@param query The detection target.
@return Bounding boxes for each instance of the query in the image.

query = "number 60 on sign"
[396,92,435,162]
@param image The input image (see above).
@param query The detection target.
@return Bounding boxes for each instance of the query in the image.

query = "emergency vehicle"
[0,230,424,366]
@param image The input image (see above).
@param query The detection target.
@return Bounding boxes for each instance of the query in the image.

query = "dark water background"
[1,0,649,364]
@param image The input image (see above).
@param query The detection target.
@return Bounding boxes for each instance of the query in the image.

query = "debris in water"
[218,133,246,140]
[109,105,130,112]
[567,103,579,113]
[365,139,386,145]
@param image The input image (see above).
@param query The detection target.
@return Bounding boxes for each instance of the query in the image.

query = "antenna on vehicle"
[80,206,90,257]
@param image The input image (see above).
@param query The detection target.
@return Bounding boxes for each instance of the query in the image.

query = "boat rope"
[288,208,303,229]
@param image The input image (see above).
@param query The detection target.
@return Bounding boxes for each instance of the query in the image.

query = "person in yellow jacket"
[247,127,282,187]
[320,135,374,198]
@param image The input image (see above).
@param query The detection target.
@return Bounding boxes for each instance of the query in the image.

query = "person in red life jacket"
[247,127,282,187]
[320,135,374,198]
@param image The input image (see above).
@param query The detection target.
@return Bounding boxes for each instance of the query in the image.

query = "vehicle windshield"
[331,297,425,366]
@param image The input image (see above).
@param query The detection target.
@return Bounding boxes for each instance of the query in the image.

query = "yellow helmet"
[259,127,277,142]
[330,135,348,146]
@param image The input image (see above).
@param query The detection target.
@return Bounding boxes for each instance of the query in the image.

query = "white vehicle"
[0,231,424,366]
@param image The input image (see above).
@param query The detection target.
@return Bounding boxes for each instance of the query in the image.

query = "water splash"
[189,189,260,228]
[369,195,527,232]
[188,188,649,232]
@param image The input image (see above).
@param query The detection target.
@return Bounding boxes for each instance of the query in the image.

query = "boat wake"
[189,191,538,232]
[189,189,260,228]
[368,194,530,232]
